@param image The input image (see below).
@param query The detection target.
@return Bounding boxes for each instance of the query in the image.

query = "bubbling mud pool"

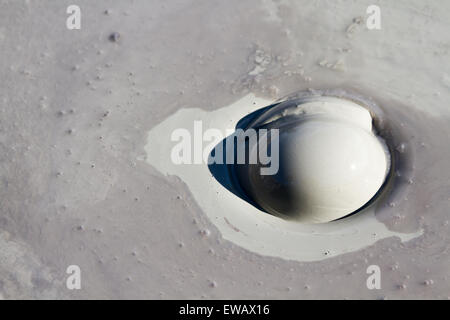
[143,87,450,262]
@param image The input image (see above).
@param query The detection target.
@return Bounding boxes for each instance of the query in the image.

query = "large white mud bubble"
[231,96,391,223]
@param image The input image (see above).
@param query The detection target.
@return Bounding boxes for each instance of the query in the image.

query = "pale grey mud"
[0,0,449,299]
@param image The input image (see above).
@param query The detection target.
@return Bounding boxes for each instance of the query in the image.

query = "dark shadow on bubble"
[207,102,281,211]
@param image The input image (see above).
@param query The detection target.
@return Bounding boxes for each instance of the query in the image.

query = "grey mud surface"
[0,0,449,299]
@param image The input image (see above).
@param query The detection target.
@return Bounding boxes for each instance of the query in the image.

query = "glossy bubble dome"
[232,96,391,224]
